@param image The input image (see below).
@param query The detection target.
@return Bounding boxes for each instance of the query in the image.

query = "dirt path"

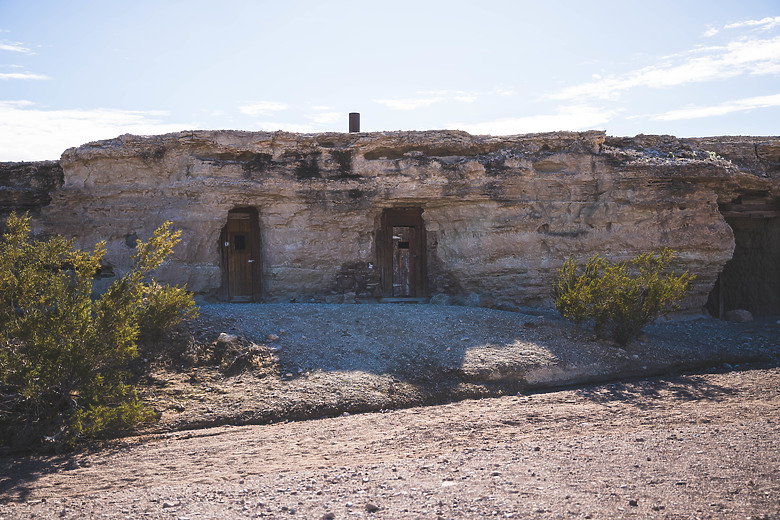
[2,367,778,519]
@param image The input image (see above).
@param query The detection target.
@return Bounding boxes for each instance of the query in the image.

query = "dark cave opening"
[707,196,780,317]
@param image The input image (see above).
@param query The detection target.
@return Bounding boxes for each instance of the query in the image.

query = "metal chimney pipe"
[349,112,360,133]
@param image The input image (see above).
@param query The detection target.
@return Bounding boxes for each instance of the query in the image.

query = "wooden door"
[392,226,417,296]
[378,209,426,298]
[221,209,261,302]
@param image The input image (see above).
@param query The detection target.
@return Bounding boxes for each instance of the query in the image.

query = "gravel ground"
[0,303,778,519]
[1,368,778,519]
[131,303,778,433]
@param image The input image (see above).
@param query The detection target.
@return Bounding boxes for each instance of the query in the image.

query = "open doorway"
[707,193,780,317]
[377,208,427,300]
[220,208,262,302]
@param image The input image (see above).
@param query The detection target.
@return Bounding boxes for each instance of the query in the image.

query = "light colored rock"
[724,309,754,323]
[429,293,452,306]
[4,129,773,312]
[217,333,238,344]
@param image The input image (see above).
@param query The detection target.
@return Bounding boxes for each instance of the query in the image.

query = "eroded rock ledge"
[3,130,779,313]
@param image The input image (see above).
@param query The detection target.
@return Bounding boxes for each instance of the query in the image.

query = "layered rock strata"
[10,130,779,311]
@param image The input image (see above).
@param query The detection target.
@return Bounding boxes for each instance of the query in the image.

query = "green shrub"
[0,213,197,449]
[138,282,198,341]
[553,248,694,346]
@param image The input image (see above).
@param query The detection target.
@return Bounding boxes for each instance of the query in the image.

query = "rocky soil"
[0,303,778,519]
[1,368,778,519]
[136,304,778,434]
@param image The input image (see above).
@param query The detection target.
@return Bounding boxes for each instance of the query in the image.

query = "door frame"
[376,208,427,298]
[219,207,262,302]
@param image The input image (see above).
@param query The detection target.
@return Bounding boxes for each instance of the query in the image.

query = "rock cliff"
[9,130,779,312]
[0,160,63,226]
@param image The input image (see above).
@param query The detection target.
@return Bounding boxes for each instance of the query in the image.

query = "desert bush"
[553,248,694,346]
[0,213,197,449]
[138,281,198,341]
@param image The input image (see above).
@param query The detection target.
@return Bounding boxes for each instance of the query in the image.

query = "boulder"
[724,309,754,323]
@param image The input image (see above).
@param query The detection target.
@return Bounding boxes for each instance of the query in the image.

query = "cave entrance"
[377,208,427,301]
[220,207,262,302]
[707,193,780,317]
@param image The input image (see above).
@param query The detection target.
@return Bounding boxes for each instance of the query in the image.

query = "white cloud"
[452,105,617,136]
[374,96,443,111]
[653,92,780,121]
[0,41,32,53]
[725,16,780,31]
[238,101,289,116]
[0,101,196,161]
[248,121,319,133]
[0,72,50,80]
[548,35,780,101]
[375,90,478,111]
[454,94,477,103]
[703,27,719,38]
[308,111,340,125]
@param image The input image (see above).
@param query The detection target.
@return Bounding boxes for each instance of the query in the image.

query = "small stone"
[162,500,181,508]
[724,309,753,323]
[629,499,638,507]
[267,333,280,341]
[365,503,380,513]
[322,513,336,520]
[217,332,238,343]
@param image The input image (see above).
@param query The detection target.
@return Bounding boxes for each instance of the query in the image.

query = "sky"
[1,0,779,161]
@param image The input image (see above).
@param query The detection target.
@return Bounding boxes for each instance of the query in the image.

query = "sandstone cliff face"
[28,130,780,311]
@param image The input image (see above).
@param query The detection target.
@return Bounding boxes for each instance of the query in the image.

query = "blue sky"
[1,1,779,160]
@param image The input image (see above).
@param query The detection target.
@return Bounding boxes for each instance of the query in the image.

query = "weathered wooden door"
[392,226,417,296]
[378,208,426,298]
[220,208,261,302]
